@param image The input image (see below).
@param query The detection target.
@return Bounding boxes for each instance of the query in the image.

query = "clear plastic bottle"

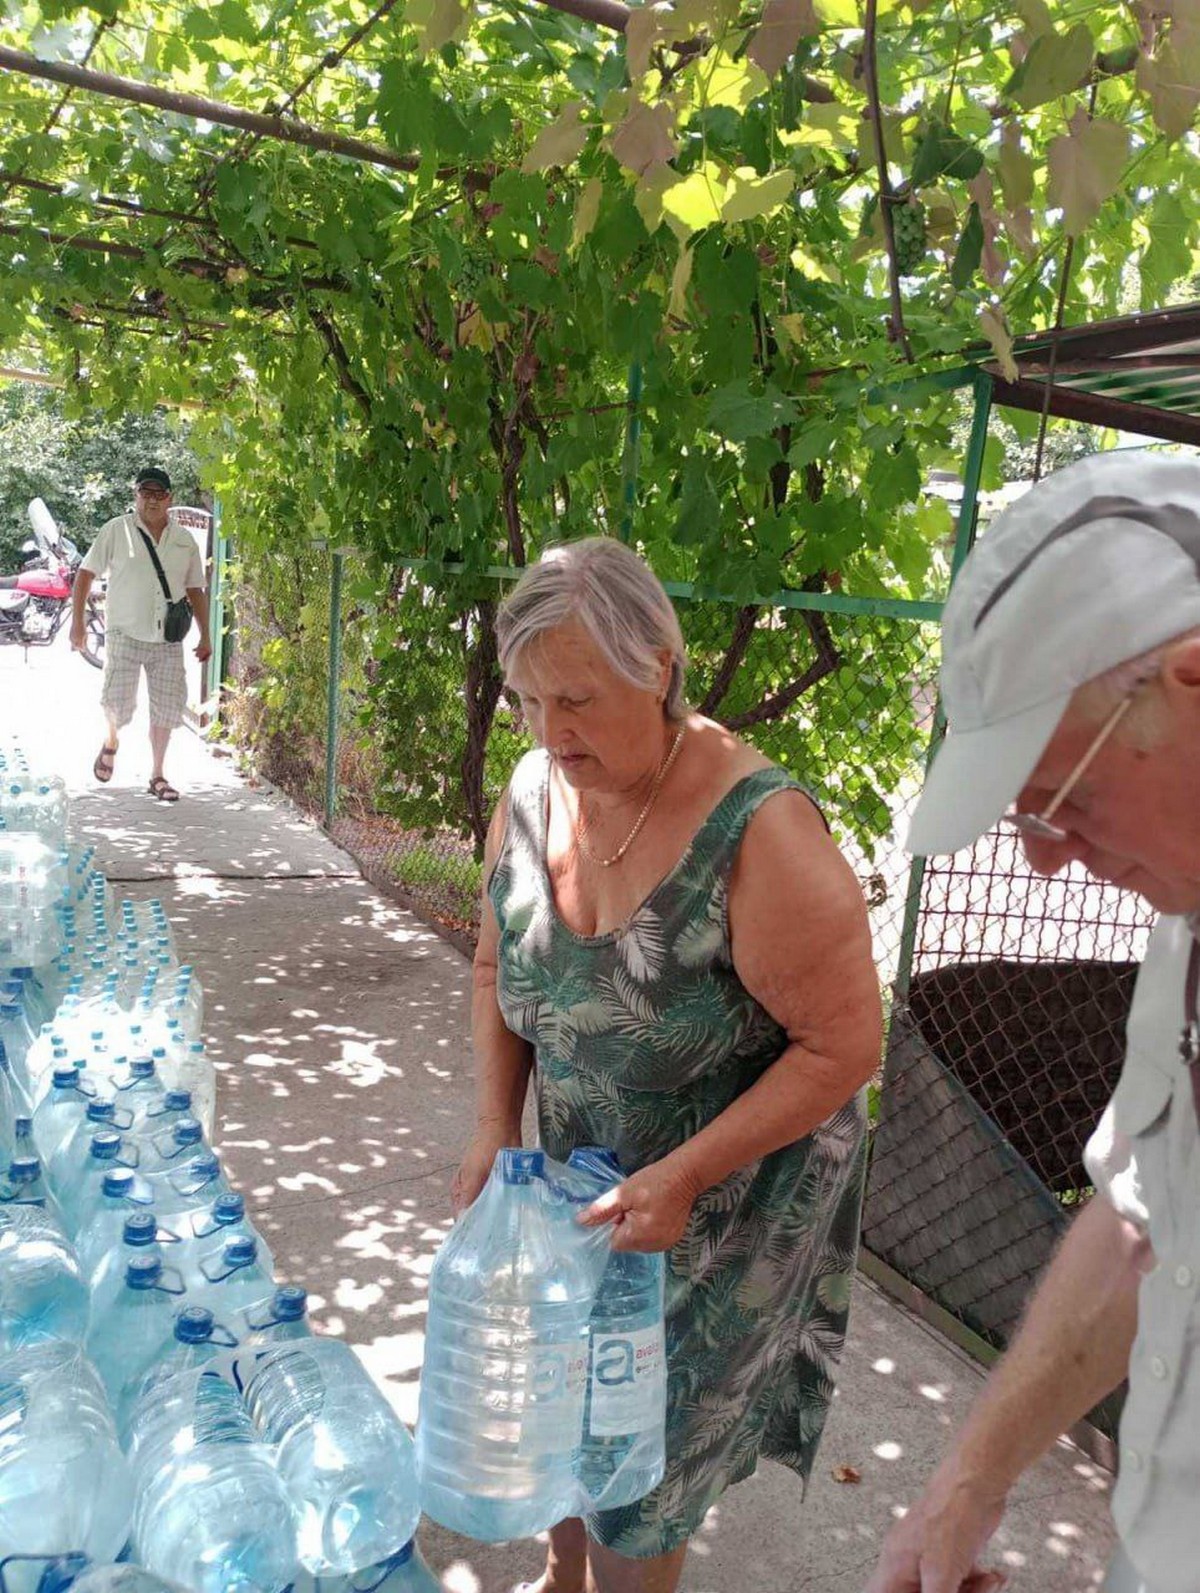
[146,1150,230,1217]
[190,1234,274,1328]
[115,1059,167,1115]
[138,1117,206,1177]
[0,1343,133,1574]
[126,1313,297,1593]
[0,1155,61,1219]
[566,1148,667,1510]
[130,1088,193,1141]
[0,1202,89,1350]
[31,1064,94,1168]
[89,1212,164,1330]
[74,1166,156,1283]
[245,1335,419,1575]
[415,1147,612,1541]
[171,1191,272,1289]
[241,1284,312,1343]
[59,1131,138,1238]
[85,1254,186,1424]
[51,1099,132,1197]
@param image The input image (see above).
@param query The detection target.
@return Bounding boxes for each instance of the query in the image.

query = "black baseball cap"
[135,467,172,492]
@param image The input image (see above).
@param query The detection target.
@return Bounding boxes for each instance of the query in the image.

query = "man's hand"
[69,618,87,653]
[864,1477,1007,1593]
[195,634,212,664]
[578,1156,700,1252]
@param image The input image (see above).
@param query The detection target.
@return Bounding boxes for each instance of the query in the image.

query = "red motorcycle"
[0,499,105,667]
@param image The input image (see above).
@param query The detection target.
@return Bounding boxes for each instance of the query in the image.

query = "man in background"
[71,465,211,802]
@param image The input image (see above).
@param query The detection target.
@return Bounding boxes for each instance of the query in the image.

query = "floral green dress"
[490,749,868,1559]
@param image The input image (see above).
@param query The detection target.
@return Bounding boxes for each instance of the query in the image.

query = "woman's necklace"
[575,727,686,869]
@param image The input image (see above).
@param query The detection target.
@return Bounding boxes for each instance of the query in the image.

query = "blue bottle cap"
[50,1064,79,1087]
[13,1116,30,1138]
[102,1167,135,1198]
[90,1131,121,1159]
[123,1211,158,1245]
[173,1118,203,1146]
[152,1046,167,1060]
[214,1192,244,1221]
[499,1148,545,1185]
[271,1285,307,1321]
[192,1153,219,1177]
[85,1100,115,1122]
[126,1254,163,1288]
[174,1305,214,1343]
[129,1058,155,1079]
[224,1235,256,1266]
[164,1089,192,1111]
[8,1156,40,1182]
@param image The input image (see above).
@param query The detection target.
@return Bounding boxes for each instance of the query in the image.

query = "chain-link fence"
[228,557,1150,1439]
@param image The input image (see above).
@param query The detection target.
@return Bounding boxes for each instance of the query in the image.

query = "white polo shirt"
[1083,913,1200,1593]
[81,513,204,644]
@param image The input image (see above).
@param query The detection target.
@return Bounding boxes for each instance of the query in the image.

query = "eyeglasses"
[136,487,169,500]
[1004,693,1136,843]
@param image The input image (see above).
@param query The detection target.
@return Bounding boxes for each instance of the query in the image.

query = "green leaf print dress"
[491,749,868,1559]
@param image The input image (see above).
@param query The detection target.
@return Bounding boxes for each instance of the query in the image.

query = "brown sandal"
[148,776,179,802]
[93,744,117,783]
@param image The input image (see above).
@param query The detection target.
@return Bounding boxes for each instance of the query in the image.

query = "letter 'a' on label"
[588,1322,666,1438]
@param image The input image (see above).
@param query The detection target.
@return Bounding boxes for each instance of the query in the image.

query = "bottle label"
[519,1336,588,1455]
[587,1322,667,1438]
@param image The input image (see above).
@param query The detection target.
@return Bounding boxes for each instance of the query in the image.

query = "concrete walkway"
[2,638,1116,1593]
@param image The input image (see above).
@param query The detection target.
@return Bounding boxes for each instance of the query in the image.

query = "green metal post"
[619,360,643,543]
[205,495,227,714]
[894,371,993,1001]
[323,550,344,830]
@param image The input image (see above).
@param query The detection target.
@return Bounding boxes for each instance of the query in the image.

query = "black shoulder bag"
[136,524,193,643]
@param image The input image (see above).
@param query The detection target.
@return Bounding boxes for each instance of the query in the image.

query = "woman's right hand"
[451,1125,521,1216]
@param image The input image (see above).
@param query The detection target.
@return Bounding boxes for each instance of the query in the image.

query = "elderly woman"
[453,537,881,1593]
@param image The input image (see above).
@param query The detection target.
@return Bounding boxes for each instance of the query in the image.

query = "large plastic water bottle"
[0,1343,133,1574]
[59,1132,138,1237]
[138,1117,205,1177]
[126,1318,297,1593]
[31,1064,94,1167]
[129,1088,193,1141]
[89,1213,163,1330]
[416,1148,612,1541]
[241,1285,312,1344]
[74,1167,155,1283]
[115,1059,167,1115]
[1,1155,61,1218]
[147,1150,230,1215]
[245,1336,419,1575]
[85,1254,185,1423]
[0,1203,89,1350]
[565,1148,667,1510]
[0,1044,31,1161]
[51,1100,132,1194]
[169,1191,272,1287]
[306,1542,441,1593]
[191,1234,274,1327]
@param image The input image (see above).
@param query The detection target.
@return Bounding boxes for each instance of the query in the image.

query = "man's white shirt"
[1084,914,1200,1593]
[81,512,203,643]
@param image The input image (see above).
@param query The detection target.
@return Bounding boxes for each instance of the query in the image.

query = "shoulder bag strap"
[134,519,174,603]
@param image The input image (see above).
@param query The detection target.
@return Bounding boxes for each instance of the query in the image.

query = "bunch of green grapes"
[890,197,927,273]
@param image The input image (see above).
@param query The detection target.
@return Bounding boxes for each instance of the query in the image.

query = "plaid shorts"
[101,632,188,730]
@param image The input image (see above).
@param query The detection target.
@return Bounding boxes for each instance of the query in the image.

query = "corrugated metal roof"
[978,304,1200,446]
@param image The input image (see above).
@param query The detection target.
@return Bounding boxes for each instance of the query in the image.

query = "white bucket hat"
[907,450,1200,856]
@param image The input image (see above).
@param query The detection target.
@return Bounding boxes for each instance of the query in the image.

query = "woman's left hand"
[578,1157,700,1252]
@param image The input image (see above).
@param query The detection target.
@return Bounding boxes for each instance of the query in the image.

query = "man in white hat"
[866,450,1200,1593]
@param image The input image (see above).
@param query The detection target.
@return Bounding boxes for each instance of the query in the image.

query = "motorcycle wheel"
[81,599,105,669]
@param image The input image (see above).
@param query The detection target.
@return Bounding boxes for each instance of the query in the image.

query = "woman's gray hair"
[497,538,689,721]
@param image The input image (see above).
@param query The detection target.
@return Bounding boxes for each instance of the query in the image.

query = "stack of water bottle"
[0,738,436,1593]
